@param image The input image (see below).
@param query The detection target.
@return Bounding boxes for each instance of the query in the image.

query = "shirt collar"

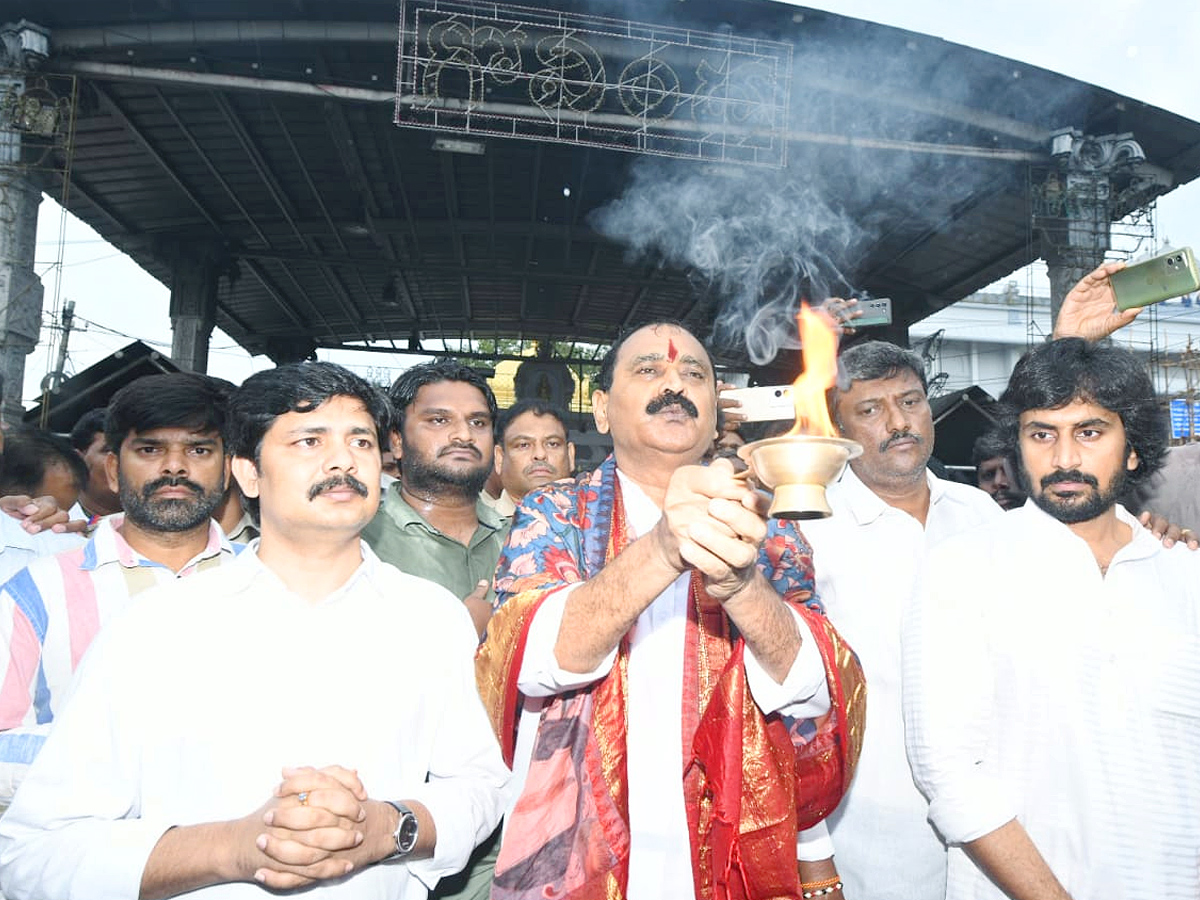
[382,482,506,534]
[1015,498,1161,562]
[82,514,233,572]
[232,538,384,605]
[493,489,518,518]
[830,465,958,527]
[224,511,260,545]
[614,468,663,536]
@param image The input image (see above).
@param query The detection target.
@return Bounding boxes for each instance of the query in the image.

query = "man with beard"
[0,361,509,900]
[490,400,575,517]
[973,430,1025,510]
[904,338,1200,900]
[361,360,506,900]
[477,322,863,900]
[0,373,241,805]
[363,360,504,642]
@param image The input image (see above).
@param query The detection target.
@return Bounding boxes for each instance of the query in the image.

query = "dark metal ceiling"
[11,0,1200,377]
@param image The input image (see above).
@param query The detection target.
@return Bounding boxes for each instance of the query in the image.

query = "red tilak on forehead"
[667,338,678,362]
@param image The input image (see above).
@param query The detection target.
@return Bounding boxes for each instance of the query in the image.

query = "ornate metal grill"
[396,0,793,166]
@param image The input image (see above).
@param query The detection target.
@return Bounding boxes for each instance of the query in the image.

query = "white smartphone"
[723,385,795,422]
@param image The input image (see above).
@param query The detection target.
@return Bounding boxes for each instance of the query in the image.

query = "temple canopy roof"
[10,0,1200,378]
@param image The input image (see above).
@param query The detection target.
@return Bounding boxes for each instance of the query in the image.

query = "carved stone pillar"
[1037,129,1148,323]
[0,20,52,425]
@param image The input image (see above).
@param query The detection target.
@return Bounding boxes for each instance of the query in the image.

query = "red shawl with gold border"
[476,457,864,900]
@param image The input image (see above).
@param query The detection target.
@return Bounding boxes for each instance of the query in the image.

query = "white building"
[910,284,1200,412]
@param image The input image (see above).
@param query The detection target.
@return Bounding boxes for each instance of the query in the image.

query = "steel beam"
[236,249,668,289]
[64,174,134,235]
[241,258,309,332]
[92,82,225,235]
[63,63,1047,163]
[153,86,270,247]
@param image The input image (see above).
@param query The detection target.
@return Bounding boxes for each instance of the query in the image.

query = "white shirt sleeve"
[407,602,512,886]
[902,548,1015,845]
[797,819,835,861]
[0,626,172,900]
[516,583,618,697]
[744,604,831,718]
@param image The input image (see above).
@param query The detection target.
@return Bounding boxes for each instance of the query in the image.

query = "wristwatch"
[384,801,419,860]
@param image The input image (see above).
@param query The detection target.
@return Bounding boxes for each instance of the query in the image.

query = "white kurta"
[800,467,999,899]
[0,543,511,900]
[904,501,1200,900]
[514,470,831,900]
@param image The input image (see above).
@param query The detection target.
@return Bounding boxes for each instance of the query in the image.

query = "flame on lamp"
[786,303,839,437]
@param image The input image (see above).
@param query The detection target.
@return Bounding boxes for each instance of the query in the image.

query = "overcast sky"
[28,0,1200,404]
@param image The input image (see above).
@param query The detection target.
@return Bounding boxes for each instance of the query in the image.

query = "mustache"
[646,390,699,418]
[142,476,203,499]
[439,443,481,459]
[307,474,370,501]
[879,430,922,453]
[1040,470,1099,489]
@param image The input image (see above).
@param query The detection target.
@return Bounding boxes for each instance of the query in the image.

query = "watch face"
[396,806,419,854]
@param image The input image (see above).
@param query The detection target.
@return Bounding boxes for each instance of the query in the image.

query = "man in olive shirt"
[362,358,506,900]
[362,359,505,640]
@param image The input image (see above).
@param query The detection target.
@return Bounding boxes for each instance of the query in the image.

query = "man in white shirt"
[477,322,863,900]
[490,399,575,517]
[799,340,1000,900]
[0,361,509,900]
[903,337,1200,900]
[794,269,1194,900]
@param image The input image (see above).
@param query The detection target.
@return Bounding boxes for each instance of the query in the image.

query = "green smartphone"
[1111,247,1200,310]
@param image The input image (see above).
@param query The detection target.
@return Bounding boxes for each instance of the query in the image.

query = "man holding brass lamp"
[478,321,864,900]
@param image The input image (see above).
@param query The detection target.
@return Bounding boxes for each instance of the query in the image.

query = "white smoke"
[592,161,866,365]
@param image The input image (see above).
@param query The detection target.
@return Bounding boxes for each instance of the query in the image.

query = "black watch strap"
[384,801,419,860]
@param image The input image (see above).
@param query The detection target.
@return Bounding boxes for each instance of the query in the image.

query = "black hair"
[105,373,231,454]
[971,428,1010,470]
[0,427,89,497]
[999,338,1168,487]
[68,408,108,453]
[829,340,928,426]
[388,359,497,434]
[496,399,570,444]
[227,363,390,524]
[593,319,694,393]
[836,341,928,392]
[226,361,391,463]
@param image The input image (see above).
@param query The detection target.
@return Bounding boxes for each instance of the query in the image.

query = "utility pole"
[49,299,74,391]
[1187,336,1197,443]
[1174,336,1200,445]
[38,299,74,428]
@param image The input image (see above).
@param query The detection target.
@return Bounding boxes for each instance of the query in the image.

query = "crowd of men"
[0,260,1194,900]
